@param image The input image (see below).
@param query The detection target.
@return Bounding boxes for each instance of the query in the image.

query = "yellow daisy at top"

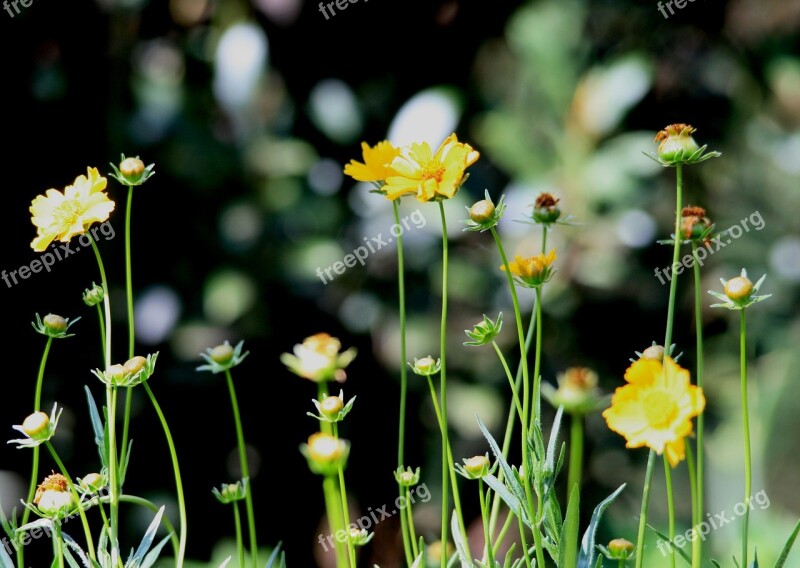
[500,249,557,288]
[384,134,479,202]
[602,357,705,467]
[30,167,115,252]
[343,140,400,182]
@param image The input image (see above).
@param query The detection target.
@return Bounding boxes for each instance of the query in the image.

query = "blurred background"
[1,0,799,566]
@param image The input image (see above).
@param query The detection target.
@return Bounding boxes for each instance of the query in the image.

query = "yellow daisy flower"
[384,133,480,202]
[500,249,557,288]
[30,167,115,252]
[602,357,705,467]
[343,140,400,182]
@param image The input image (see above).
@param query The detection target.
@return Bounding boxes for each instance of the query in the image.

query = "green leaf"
[451,510,475,567]
[62,531,93,568]
[545,407,564,473]
[644,523,691,565]
[477,415,530,523]
[84,386,108,469]
[749,549,758,568]
[265,542,286,568]
[411,551,425,568]
[774,519,800,568]
[0,541,14,568]
[577,483,626,568]
[127,506,165,566]
[140,534,171,568]
[483,474,529,527]
[710,561,722,568]
[63,547,82,568]
[559,483,580,568]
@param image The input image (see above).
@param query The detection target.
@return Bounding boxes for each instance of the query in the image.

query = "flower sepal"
[32,313,80,339]
[108,154,155,187]
[197,341,249,374]
[8,403,62,449]
[598,538,636,561]
[462,190,506,233]
[409,356,441,377]
[455,454,495,480]
[394,466,421,487]
[463,312,503,347]
[347,527,374,547]
[709,270,771,310]
[307,390,356,423]
[212,478,249,504]
[645,124,721,167]
[92,353,159,387]
[82,283,105,307]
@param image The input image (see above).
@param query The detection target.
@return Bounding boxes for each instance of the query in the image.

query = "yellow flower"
[30,167,115,252]
[500,249,557,288]
[343,140,400,182]
[280,332,357,383]
[602,357,705,467]
[384,134,479,202]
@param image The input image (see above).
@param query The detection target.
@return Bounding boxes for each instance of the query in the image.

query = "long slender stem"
[45,442,97,560]
[517,516,532,568]
[233,503,245,568]
[686,443,699,568]
[492,341,523,419]
[53,519,65,568]
[141,381,187,567]
[740,308,751,567]
[567,414,584,509]
[317,384,347,568]
[225,370,257,568]
[95,304,106,360]
[121,187,135,474]
[479,480,495,567]
[332,423,356,568]
[392,201,412,568]
[405,487,419,559]
[635,450,656,568]
[663,456,676,568]
[492,509,516,557]
[531,287,544,430]
[691,241,705,568]
[33,337,53,412]
[89,240,111,368]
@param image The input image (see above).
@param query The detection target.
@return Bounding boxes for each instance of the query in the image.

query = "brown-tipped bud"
[124,356,147,376]
[655,123,700,163]
[43,314,68,334]
[532,192,561,224]
[120,157,145,178]
[34,473,74,516]
[724,276,754,301]
[680,205,711,240]
[469,200,495,224]
[641,345,665,361]
[22,411,50,438]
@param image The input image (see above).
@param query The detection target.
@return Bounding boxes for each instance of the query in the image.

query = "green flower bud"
[21,411,50,439]
[724,276,753,301]
[106,364,127,385]
[43,314,68,334]
[119,157,145,179]
[655,124,700,163]
[463,455,490,478]
[469,200,495,224]
[532,193,561,224]
[641,345,665,362]
[83,283,104,306]
[80,473,104,492]
[607,538,635,559]
[319,395,344,418]
[210,343,235,364]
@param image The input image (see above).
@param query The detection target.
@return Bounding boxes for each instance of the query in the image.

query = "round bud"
[81,473,104,492]
[463,455,490,478]
[469,200,495,224]
[724,276,754,301]
[22,411,50,438]
[641,345,665,362]
[319,396,344,418]
[120,157,145,178]
[124,356,147,376]
[106,364,127,384]
[43,314,68,334]
[607,538,635,559]
[210,343,235,364]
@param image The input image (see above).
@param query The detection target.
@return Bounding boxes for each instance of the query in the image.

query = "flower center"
[53,200,82,227]
[641,391,677,429]
[420,161,446,183]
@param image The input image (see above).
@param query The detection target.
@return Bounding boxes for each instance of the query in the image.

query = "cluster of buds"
[108,154,156,187]
[709,269,771,310]
[93,353,158,387]
[281,333,356,383]
[32,313,79,339]
[197,340,249,374]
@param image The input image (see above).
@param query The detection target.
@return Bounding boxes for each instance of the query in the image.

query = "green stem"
[392,201,412,568]
[664,162,683,351]
[95,304,106,361]
[691,242,705,568]
[332,423,356,568]
[141,381,187,567]
[740,308,751,568]
[479,480,495,567]
[233,503,245,568]
[567,415,584,497]
[531,287,544,430]
[33,337,52,412]
[106,383,120,562]
[664,456,676,568]
[686,443,699,568]
[118,494,180,559]
[53,519,65,568]
[225,370,257,568]
[89,240,111,368]
[405,486,419,559]
[492,341,524,419]
[45,442,97,560]
[121,187,135,481]
[634,450,656,568]
[317,384,347,568]
[492,509,515,557]
[517,515,532,568]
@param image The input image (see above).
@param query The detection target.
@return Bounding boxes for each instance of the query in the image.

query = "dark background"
[1,0,799,566]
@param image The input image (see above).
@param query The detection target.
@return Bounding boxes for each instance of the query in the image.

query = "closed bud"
[606,538,635,559]
[463,455,490,478]
[106,364,127,385]
[83,284,104,307]
[22,411,50,438]
[124,356,147,376]
[655,124,700,163]
[43,314,68,334]
[80,473,104,492]
[532,193,561,224]
[724,276,753,301]
[120,157,145,178]
[210,343,234,364]
[469,200,495,223]
[319,395,344,418]
[641,345,665,362]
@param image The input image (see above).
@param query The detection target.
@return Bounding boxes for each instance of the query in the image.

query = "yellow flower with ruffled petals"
[384,134,479,202]
[500,249,557,288]
[30,167,115,252]
[343,140,400,182]
[602,357,705,467]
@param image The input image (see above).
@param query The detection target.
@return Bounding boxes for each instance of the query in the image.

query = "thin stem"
[438,201,450,568]
[33,337,53,411]
[686,443,699,568]
[691,241,705,568]
[121,187,135,477]
[233,503,245,568]
[664,163,683,351]
[118,494,180,559]
[567,415,584,497]
[634,450,656,568]
[405,486,419,559]
[517,516,532,568]
[53,519,65,568]
[317,384,347,568]
[45,442,96,560]
[392,200,412,568]
[492,509,515,557]
[479,480,495,567]
[332,423,356,568]
[740,308,751,567]
[492,341,523,419]
[89,240,111,368]
[225,370,257,568]
[106,383,120,562]
[664,456,676,568]
[141,381,187,567]
[95,304,106,361]
[531,287,544,430]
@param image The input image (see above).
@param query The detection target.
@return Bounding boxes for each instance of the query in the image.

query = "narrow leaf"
[477,416,529,519]
[559,483,580,568]
[577,483,626,568]
[774,519,800,568]
[645,523,691,565]
[483,474,528,526]
[451,510,475,567]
